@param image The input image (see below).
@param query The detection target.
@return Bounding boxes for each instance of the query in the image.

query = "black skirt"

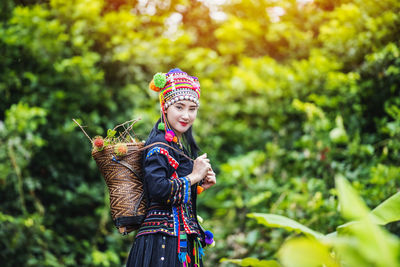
[126,233,204,267]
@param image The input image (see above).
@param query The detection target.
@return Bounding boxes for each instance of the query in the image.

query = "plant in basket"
[73,118,148,235]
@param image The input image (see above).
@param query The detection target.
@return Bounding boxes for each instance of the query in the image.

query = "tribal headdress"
[149,68,201,143]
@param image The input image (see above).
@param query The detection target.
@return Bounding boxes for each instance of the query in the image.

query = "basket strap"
[112,156,141,179]
[127,141,194,161]
[134,189,145,214]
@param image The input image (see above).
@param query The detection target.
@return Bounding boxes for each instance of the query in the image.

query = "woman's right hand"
[188,153,210,185]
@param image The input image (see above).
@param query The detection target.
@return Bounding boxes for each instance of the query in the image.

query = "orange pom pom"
[197,185,204,195]
[149,79,161,92]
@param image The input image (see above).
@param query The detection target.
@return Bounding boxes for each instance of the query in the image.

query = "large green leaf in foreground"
[247,213,324,239]
[220,257,281,267]
[370,192,400,225]
[278,238,340,267]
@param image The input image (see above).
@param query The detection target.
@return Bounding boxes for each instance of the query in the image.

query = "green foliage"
[0,102,47,215]
[1,0,400,266]
[243,176,400,267]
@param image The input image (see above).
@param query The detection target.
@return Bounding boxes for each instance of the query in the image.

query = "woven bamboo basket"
[92,142,147,235]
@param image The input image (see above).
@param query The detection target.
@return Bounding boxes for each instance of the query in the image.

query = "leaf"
[106,129,116,139]
[329,115,349,143]
[335,175,370,220]
[220,257,281,267]
[278,238,339,267]
[335,218,400,267]
[247,213,324,239]
[370,192,400,225]
[329,191,400,236]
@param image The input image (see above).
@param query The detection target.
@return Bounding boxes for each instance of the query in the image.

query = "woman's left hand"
[202,168,216,190]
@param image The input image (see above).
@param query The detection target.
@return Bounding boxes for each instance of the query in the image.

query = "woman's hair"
[182,126,200,158]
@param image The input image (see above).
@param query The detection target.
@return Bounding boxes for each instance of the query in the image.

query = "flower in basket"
[93,136,105,151]
[114,143,128,157]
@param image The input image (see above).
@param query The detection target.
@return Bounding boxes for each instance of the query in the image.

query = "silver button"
[161,257,165,261]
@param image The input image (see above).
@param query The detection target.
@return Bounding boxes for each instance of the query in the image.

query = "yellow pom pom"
[149,79,161,92]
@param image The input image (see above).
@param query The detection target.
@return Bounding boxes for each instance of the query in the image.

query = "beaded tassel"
[178,232,188,263]
[197,238,204,260]
[160,94,179,144]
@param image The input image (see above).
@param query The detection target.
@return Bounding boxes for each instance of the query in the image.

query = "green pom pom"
[153,73,167,88]
[158,122,165,131]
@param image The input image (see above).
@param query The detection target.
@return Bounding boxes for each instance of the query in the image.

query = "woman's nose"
[181,110,189,119]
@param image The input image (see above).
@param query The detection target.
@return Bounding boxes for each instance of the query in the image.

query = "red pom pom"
[165,130,175,142]
[165,132,174,142]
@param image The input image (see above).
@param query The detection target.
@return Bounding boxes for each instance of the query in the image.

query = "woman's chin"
[174,125,190,135]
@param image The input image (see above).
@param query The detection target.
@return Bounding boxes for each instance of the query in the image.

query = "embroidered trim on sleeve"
[146,146,179,169]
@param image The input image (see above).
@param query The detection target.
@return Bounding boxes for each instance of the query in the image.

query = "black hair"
[182,126,200,158]
[150,118,200,159]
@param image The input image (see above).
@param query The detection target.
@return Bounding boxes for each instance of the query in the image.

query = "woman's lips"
[179,122,188,127]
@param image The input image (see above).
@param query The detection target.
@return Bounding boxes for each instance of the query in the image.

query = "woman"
[126,68,216,267]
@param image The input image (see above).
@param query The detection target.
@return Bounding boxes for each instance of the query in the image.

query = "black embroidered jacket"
[136,122,203,239]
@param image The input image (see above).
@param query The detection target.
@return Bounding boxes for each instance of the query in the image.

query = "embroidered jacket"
[136,122,203,240]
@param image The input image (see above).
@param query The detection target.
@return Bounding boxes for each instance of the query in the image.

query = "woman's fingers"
[202,173,216,190]
[191,154,214,184]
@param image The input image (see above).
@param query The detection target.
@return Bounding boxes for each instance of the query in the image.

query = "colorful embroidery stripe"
[163,82,194,91]
[183,176,189,204]
[173,206,179,235]
[146,146,179,169]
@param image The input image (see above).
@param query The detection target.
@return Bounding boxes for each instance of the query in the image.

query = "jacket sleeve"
[143,146,191,205]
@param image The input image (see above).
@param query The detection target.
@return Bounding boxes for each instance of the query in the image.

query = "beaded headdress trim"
[149,68,201,143]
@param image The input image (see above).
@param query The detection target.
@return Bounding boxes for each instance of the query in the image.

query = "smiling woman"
[125,68,216,267]
[166,101,198,138]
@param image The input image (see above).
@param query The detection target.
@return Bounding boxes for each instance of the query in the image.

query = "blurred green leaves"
[1,0,400,266]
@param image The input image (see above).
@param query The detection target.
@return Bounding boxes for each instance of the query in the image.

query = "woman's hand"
[188,153,210,185]
[202,168,216,190]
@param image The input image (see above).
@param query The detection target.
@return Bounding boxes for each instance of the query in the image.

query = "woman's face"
[166,100,198,137]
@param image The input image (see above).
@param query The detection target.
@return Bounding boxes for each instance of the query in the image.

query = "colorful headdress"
[149,68,201,143]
